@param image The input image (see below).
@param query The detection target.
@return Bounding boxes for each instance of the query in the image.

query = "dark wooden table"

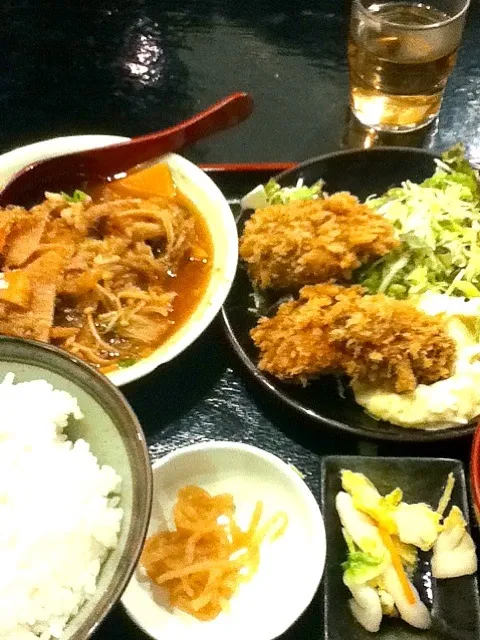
[2,1,480,638]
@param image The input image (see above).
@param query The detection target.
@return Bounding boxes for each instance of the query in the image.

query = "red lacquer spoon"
[0,92,253,207]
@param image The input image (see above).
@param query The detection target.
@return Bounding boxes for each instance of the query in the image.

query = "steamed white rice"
[0,374,123,639]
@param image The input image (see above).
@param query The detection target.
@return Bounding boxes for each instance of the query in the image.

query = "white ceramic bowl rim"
[0,135,238,386]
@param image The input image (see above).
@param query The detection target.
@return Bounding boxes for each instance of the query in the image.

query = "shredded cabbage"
[358,145,480,299]
[240,178,323,210]
[264,178,324,204]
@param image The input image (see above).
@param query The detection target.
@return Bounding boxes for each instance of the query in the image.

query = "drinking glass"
[348,0,470,132]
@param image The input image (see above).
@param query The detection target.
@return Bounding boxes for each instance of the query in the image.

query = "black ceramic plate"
[320,455,480,640]
[222,148,478,442]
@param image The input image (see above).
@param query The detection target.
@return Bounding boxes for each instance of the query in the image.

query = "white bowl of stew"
[0,135,238,385]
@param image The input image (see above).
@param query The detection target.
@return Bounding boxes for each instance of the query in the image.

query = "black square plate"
[320,456,480,640]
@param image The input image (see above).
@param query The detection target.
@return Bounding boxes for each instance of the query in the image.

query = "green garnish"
[118,358,138,368]
[61,189,88,203]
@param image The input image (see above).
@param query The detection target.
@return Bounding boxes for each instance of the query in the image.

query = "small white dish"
[0,135,238,386]
[121,441,326,640]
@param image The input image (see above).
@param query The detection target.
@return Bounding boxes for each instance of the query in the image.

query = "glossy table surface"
[2,1,480,638]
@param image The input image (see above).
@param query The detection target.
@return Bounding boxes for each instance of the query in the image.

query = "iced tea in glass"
[349,0,470,131]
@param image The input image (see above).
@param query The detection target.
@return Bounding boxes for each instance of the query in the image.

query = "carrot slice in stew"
[0,271,31,308]
[111,163,176,199]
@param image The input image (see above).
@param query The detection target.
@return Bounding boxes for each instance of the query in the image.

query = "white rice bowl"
[0,373,123,639]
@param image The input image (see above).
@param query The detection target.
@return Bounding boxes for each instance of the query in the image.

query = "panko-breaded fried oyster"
[239,193,398,290]
[251,284,456,393]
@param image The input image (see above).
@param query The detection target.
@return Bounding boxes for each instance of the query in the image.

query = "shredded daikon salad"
[141,486,288,621]
[336,470,477,633]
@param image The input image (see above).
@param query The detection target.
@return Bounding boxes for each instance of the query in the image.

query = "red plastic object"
[0,92,254,207]
[469,423,480,526]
